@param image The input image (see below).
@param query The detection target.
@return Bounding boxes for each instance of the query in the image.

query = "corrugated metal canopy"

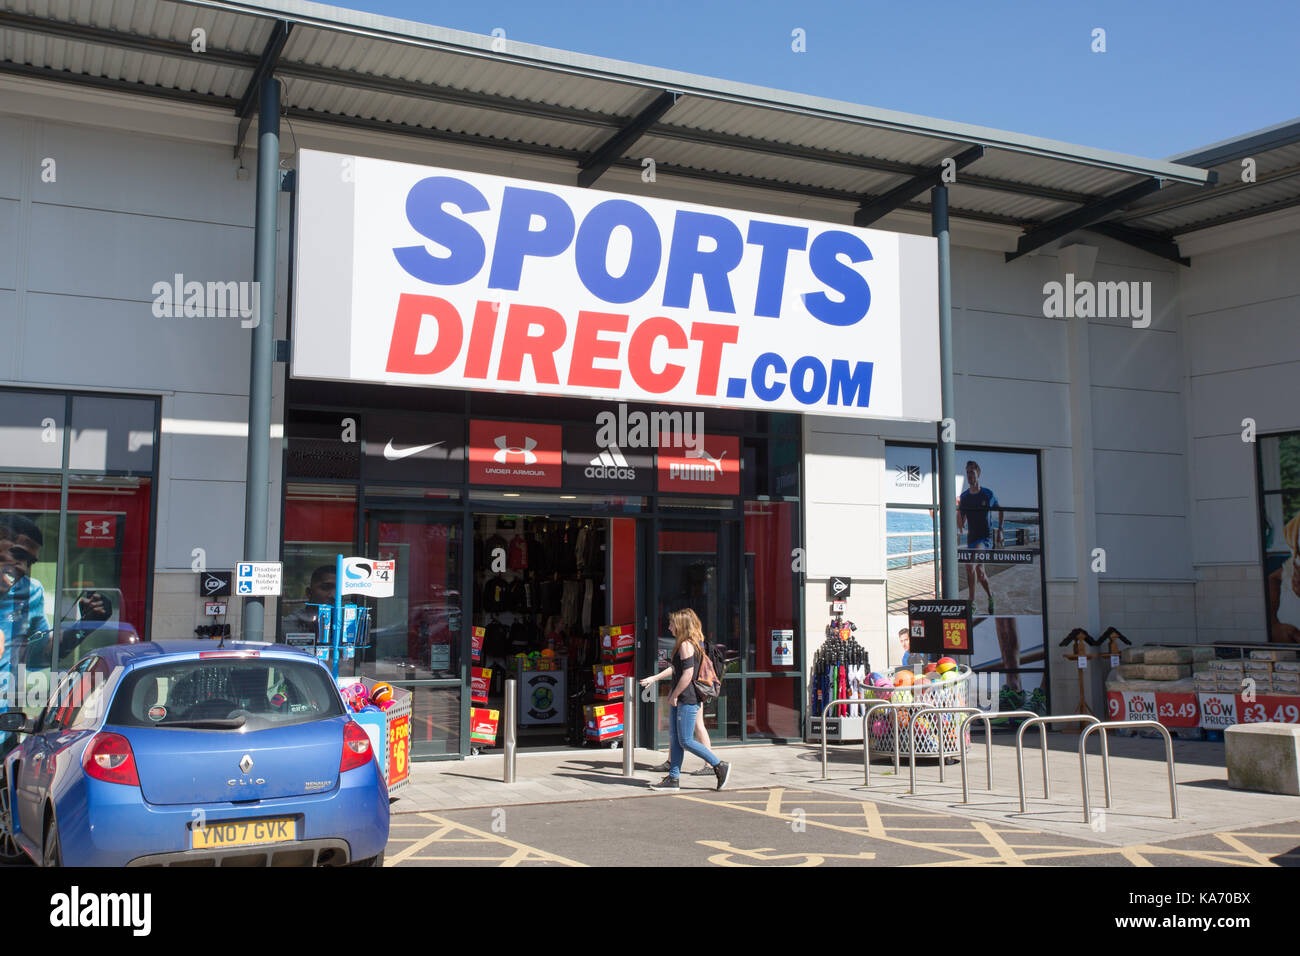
[6,0,1284,260]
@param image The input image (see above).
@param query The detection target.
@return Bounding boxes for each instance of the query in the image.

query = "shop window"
[743,500,799,673]
[746,676,800,738]
[883,443,1048,712]
[57,476,152,668]
[280,484,357,641]
[0,392,64,471]
[1260,430,1300,643]
[0,475,61,686]
[68,396,155,474]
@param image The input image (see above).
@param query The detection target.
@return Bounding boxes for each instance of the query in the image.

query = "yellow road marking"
[386,824,453,865]
[674,793,986,862]
[764,789,785,815]
[1214,833,1277,866]
[861,802,885,839]
[970,821,1027,866]
[1120,846,1153,867]
[414,812,587,867]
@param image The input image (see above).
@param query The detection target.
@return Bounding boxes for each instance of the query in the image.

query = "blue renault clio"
[0,641,390,866]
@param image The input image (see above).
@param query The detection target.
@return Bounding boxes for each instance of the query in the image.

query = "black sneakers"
[714,761,731,791]
[651,760,715,776]
[647,775,680,791]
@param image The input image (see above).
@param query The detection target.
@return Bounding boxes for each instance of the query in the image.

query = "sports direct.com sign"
[293,150,940,420]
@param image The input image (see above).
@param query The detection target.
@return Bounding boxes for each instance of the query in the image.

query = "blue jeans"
[669,702,720,778]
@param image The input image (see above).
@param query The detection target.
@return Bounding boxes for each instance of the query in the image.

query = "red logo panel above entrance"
[469,420,563,486]
[657,433,739,495]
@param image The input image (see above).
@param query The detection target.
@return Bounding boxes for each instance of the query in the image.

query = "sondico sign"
[293,150,940,420]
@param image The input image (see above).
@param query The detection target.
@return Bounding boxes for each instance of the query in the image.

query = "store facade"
[3,0,1298,757]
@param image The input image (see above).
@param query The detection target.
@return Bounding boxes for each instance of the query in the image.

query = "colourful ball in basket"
[936,657,957,674]
[377,699,395,711]
[370,682,395,705]
[867,672,882,685]
[923,661,939,674]
[871,674,891,688]
[360,704,380,714]
[941,669,960,682]
[893,670,915,687]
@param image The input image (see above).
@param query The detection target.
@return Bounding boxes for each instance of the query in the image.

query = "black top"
[671,645,699,707]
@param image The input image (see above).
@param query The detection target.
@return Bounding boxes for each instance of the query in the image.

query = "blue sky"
[335,0,1298,159]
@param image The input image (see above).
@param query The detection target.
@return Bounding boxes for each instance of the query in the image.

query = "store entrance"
[470,513,635,751]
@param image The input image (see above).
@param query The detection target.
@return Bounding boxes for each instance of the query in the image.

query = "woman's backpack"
[693,641,722,701]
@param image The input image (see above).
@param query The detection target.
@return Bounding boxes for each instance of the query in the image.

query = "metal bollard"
[503,678,517,784]
[622,676,636,777]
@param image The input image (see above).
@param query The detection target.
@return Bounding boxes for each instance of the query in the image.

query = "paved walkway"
[394,734,1300,847]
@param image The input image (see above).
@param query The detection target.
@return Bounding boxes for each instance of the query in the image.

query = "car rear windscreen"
[107,657,345,731]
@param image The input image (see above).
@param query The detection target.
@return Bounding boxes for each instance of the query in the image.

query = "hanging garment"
[507,535,529,571]
[582,578,594,633]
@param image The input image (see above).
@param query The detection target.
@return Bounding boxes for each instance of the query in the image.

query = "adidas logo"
[585,445,636,480]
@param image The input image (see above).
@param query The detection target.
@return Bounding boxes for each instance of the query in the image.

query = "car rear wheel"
[42,818,62,868]
[347,851,384,867]
[0,772,26,863]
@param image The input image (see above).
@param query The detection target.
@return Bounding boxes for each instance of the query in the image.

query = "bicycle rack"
[1015,714,1101,812]
[1079,720,1178,824]
[859,701,913,785]
[958,710,1039,802]
[818,698,897,781]
[907,707,982,794]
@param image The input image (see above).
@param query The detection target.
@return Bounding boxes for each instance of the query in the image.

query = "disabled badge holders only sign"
[235,562,282,596]
[339,557,396,597]
[906,599,971,655]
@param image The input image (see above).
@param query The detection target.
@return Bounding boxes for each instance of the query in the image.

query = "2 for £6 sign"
[293,150,940,422]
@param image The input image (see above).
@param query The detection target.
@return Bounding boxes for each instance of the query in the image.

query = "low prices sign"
[1155,693,1199,727]
[1198,693,1237,729]
[386,713,411,786]
[1237,697,1300,725]
[1108,690,1157,722]
[292,150,940,422]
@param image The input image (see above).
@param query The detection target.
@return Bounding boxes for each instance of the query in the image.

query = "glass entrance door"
[362,511,464,757]
[651,518,742,749]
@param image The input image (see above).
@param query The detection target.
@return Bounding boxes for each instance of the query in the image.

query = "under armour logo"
[83,520,111,535]
[493,435,538,464]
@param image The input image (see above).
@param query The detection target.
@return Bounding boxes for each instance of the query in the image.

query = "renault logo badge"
[239,754,254,774]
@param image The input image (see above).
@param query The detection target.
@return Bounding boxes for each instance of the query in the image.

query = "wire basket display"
[866,665,973,759]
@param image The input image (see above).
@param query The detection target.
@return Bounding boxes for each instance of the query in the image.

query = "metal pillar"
[932,186,957,599]
[242,75,280,641]
[503,679,518,784]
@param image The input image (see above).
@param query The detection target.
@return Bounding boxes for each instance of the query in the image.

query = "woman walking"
[648,608,731,792]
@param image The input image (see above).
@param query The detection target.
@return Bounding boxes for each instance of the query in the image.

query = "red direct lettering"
[627,317,688,394]
[464,300,500,379]
[567,311,628,390]
[689,322,739,396]
[496,303,567,384]
[385,294,463,375]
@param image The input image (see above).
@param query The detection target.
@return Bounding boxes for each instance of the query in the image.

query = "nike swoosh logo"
[383,439,444,461]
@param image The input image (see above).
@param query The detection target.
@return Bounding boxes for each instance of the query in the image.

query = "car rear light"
[198,650,260,659]
[340,720,373,773]
[82,732,140,786]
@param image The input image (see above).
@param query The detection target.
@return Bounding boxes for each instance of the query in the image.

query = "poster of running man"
[884,445,1048,715]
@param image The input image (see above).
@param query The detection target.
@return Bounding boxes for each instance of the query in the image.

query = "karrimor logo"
[50,886,151,936]
[895,465,921,486]
[586,446,636,480]
[493,435,538,464]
